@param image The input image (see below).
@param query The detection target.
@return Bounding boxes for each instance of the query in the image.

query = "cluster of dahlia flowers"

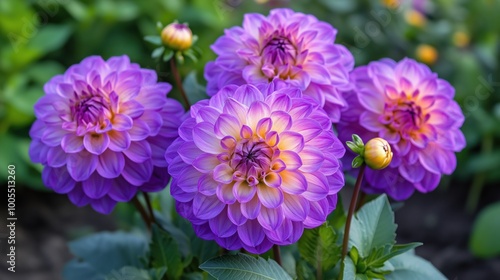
[30,8,464,253]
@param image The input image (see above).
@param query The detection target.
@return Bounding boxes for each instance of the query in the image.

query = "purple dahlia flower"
[165,84,345,254]
[29,55,184,214]
[338,58,466,200]
[204,8,354,122]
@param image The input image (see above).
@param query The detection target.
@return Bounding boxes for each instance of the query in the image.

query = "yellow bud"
[453,31,470,48]
[161,22,193,51]
[405,10,426,27]
[381,0,400,9]
[416,44,438,65]
[363,138,393,170]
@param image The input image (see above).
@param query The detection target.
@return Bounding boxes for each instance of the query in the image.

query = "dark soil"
[1,182,499,279]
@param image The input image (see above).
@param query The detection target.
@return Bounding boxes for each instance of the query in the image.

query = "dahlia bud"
[453,31,470,48]
[363,138,393,170]
[161,22,193,51]
[416,44,438,65]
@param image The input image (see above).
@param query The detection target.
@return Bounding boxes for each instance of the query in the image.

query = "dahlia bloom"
[29,55,184,214]
[338,58,465,200]
[166,84,345,253]
[204,8,354,122]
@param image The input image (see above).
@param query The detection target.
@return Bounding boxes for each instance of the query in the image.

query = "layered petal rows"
[204,8,354,122]
[29,55,185,214]
[338,58,466,200]
[166,84,345,253]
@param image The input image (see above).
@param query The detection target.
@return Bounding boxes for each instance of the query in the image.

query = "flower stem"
[341,164,366,260]
[273,245,282,266]
[132,195,152,230]
[169,58,190,108]
[143,192,156,224]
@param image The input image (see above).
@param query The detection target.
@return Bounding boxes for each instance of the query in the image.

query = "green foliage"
[63,231,148,280]
[298,222,341,272]
[349,195,396,258]
[385,251,446,280]
[149,225,184,279]
[470,202,500,258]
[105,266,166,280]
[344,195,430,280]
[199,253,292,280]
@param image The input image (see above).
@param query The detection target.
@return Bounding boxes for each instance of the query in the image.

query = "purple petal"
[398,162,425,183]
[177,141,204,164]
[42,167,76,194]
[108,176,137,202]
[298,147,324,173]
[96,149,125,178]
[257,184,284,208]
[209,208,237,238]
[90,196,117,214]
[228,203,247,225]
[240,195,261,219]
[257,206,284,231]
[41,128,67,147]
[193,154,220,173]
[280,150,302,170]
[303,199,328,228]
[233,84,264,106]
[282,193,309,221]
[112,114,133,131]
[61,134,84,153]
[414,171,440,193]
[302,172,329,201]
[121,158,153,186]
[280,170,307,194]
[83,133,110,155]
[193,122,223,154]
[278,131,304,153]
[47,146,67,167]
[123,141,152,163]
[217,183,237,204]
[108,130,131,152]
[67,151,98,181]
[67,183,90,206]
[233,181,257,203]
[237,219,265,247]
[213,163,233,184]
[215,114,241,138]
[192,194,225,220]
[198,174,218,196]
[82,172,112,199]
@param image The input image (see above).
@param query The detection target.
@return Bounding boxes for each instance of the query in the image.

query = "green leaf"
[296,260,315,280]
[298,223,340,272]
[352,134,364,147]
[386,251,446,280]
[349,195,396,258]
[470,202,500,258]
[328,193,346,231]
[163,50,174,62]
[152,47,165,59]
[351,156,364,168]
[149,225,183,279]
[63,231,148,280]
[144,35,162,45]
[105,266,151,280]
[182,71,209,104]
[199,253,292,280]
[341,256,356,280]
[26,24,73,56]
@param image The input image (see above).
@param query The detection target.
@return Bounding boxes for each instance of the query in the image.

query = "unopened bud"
[416,44,438,65]
[363,138,393,170]
[161,22,193,51]
[453,31,470,48]
[405,10,426,27]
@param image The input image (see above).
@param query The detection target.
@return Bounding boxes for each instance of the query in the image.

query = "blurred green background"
[1,0,499,264]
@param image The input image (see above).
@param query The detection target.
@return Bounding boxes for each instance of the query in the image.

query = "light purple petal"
[192,194,225,220]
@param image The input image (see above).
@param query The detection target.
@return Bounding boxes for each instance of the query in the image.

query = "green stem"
[132,195,152,230]
[340,164,366,278]
[169,58,190,108]
[273,245,282,266]
[466,134,493,212]
[143,192,156,224]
